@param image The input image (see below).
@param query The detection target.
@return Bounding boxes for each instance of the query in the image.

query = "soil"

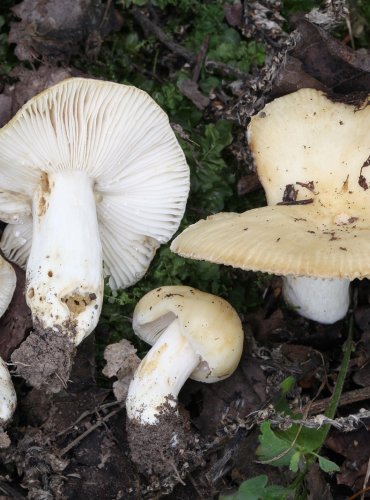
[127,399,204,486]
[11,324,76,393]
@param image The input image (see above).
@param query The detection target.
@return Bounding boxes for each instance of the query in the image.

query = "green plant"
[220,474,293,500]
[222,319,353,499]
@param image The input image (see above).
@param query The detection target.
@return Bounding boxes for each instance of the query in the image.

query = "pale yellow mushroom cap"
[171,89,370,280]
[132,286,244,383]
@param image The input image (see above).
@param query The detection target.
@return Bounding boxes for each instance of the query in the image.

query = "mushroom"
[0,259,17,446]
[0,356,16,447]
[171,89,370,324]
[0,78,189,390]
[125,285,244,475]
[0,257,16,318]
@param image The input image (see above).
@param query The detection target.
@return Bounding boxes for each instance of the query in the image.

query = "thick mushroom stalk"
[125,285,243,478]
[282,276,350,324]
[0,78,189,392]
[27,170,103,345]
[126,318,200,424]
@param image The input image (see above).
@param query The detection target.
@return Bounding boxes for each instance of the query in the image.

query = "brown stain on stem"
[61,292,97,316]
[38,172,50,216]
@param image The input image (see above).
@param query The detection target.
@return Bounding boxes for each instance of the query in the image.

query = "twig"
[204,60,252,80]
[56,403,120,437]
[60,407,123,457]
[303,386,370,415]
[132,8,195,63]
[192,36,209,82]
[269,408,370,433]
[132,8,251,81]
[349,485,370,500]
[361,457,370,500]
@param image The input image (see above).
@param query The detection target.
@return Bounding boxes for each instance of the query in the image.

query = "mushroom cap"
[171,208,370,278]
[0,257,16,317]
[132,286,244,383]
[171,89,370,280]
[0,78,190,289]
[248,88,370,207]
[1,216,32,269]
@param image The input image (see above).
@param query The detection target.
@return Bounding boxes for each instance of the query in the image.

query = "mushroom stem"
[126,318,200,425]
[0,358,16,425]
[26,170,103,345]
[282,276,350,324]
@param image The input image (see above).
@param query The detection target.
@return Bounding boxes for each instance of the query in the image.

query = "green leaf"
[256,422,294,467]
[220,474,292,500]
[231,474,267,500]
[317,456,340,473]
[275,376,296,413]
[289,451,301,473]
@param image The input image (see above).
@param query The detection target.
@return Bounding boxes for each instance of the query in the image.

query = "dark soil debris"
[11,325,76,393]
[127,399,204,493]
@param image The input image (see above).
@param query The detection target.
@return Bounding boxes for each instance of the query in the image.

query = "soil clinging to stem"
[127,398,204,491]
[11,322,76,393]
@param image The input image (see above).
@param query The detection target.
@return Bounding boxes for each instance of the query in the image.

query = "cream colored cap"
[171,89,370,280]
[132,285,244,383]
[248,88,370,206]
[171,207,370,279]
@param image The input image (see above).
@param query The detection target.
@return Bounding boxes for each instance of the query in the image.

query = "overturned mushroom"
[171,89,370,324]
[0,78,189,391]
[126,285,243,476]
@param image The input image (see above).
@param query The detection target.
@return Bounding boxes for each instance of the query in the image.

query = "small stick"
[60,407,123,457]
[192,37,209,82]
[303,386,370,415]
[361,457,370,500]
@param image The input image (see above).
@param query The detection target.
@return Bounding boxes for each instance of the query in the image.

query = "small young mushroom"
[0,78,189,391]
[171,89,370,324]
[126,285,243,475]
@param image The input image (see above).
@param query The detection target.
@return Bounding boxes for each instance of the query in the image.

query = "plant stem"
[315,314,354,447]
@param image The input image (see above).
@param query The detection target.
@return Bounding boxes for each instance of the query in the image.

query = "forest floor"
[1,1,370,499]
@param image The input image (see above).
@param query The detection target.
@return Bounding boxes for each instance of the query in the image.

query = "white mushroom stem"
[126,318,200,425]
[26,170,104,345]
[282,276,351,324]
[0,358,16,425]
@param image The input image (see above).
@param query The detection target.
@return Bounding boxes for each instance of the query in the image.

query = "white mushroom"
[126,286,244,425]
[0,77,189,390]
[0,357,16,429]
[0,260,17,445]
[0,257,16,318]
[171,89,370,324]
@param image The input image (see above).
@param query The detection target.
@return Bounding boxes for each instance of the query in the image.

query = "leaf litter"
[1,0,370,498]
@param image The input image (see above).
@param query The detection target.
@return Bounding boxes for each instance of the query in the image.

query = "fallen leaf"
[9,0,121,62]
